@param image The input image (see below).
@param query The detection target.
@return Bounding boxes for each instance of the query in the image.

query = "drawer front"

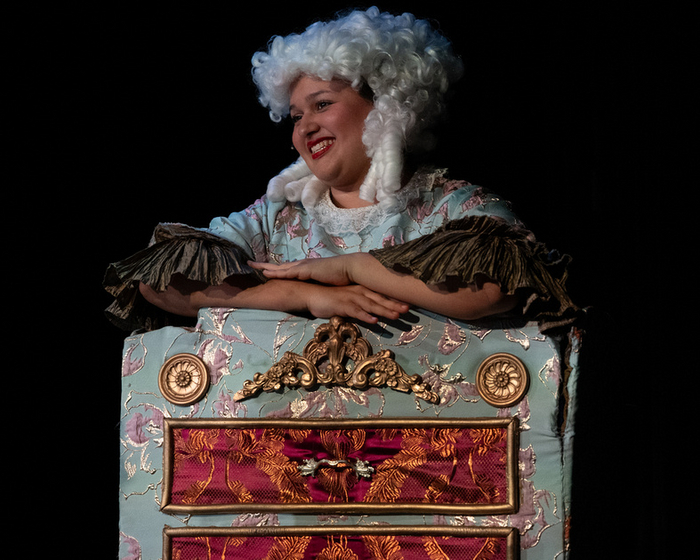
[163,525,519,560]
[161,417,518,515]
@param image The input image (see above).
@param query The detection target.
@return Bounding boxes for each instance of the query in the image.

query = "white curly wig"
[252,6,463,210]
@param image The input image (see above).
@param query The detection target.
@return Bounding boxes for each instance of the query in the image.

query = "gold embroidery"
[226,428,312,504]
[320,429,366,458]
[423,536,450,560]
[319,535,360,560]
[431,428,462,458]
[316,429,368,501]
[425,473,451,503]
[468,428,508,503]
[262,535,312,560]
[222,535,247,558]
[362,533,402,560]
[288,428,312,443]
[173,429,219,505]
[474,537,500,560]
[191,536,211,560]
[225,469,253,504]
[363,428,430,503]
[377,427,399,442]
[470,428,508,459]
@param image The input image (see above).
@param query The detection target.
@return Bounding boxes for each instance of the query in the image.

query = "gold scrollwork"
[476,353,529,408]
[158,353,210,406]
[233,316,439,403]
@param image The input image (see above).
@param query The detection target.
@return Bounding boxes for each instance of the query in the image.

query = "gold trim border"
[163,525,520,560]
[162,417,519,515]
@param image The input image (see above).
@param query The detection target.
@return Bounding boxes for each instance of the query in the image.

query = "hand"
[138,277,205,317]
[249,256,354,286]
[304,284,409,324]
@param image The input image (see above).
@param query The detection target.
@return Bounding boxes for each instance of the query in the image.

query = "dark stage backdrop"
[35,2,679,557]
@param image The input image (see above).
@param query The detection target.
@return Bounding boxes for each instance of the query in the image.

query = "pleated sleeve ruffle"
[369,214,580,332]
[103,223,266,331]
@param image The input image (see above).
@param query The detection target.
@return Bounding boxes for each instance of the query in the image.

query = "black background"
[20,2,686,557]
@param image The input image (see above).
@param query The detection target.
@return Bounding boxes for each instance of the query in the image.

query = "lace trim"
[305,169,440,235]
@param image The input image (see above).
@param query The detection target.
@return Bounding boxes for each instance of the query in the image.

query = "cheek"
[342,105,372,141]
[291,128,305,152]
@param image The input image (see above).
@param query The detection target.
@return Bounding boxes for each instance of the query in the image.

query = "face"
[289,76,374,193]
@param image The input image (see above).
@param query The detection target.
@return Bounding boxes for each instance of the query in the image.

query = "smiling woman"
[105,6,578,332]
[289,77,374,204]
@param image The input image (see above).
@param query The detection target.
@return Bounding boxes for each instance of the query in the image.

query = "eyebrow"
[289,89,334,113]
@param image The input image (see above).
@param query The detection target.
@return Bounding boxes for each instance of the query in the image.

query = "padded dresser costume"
[107,170,581,559]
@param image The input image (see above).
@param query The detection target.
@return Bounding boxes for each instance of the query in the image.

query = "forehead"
[289,76,354,107]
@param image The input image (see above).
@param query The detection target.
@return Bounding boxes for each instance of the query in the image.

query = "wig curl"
[252,6,463,209]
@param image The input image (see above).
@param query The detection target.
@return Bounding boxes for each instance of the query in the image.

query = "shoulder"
[416,168,520,224]
[207,195,303,238]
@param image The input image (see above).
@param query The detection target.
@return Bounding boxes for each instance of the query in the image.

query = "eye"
[316,100,332,111]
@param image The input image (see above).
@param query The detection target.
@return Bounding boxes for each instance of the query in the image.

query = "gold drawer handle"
[298,457,375,479]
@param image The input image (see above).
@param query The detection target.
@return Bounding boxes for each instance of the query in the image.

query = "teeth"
[311,139,334,154]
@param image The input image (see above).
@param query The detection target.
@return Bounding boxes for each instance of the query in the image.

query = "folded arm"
[139,248,517,324]
[138,272,409,324]
[250,252,518,321]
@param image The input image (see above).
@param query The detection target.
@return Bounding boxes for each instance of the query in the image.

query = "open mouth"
[309,138,335,160]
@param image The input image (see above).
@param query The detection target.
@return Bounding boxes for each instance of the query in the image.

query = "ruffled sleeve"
[369,215,580,332]
[103,223,267,331]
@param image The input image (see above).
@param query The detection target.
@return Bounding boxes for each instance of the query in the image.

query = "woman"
[105,7,576,331]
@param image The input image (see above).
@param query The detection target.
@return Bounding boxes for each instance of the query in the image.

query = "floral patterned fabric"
[119,307,581,559]
[113,167,581,558]
[205,168,519,263]
[105,168,578,333]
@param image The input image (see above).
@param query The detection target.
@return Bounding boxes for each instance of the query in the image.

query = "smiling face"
[289,76,374,197]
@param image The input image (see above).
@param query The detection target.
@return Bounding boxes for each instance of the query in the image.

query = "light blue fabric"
[117,169,580,558]
[119,307,580,559]
[206,169,521,263]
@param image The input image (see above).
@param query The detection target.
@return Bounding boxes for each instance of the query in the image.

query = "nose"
[295,113,320,140]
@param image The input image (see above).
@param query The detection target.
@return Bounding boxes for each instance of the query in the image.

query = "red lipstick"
[308,137,335,160]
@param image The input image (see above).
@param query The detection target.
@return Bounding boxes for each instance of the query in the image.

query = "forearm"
[139,273,408,324]
[139,275,311,317]
[345,252,518,321]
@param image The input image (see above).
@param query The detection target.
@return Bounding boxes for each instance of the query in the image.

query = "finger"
[346,306,380,324]
[248,261,304,279]
[349,291,409,322]
[361,289,410,314]
[248,260,287,271]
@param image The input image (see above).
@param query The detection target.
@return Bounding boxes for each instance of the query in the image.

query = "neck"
[329,187,376,209]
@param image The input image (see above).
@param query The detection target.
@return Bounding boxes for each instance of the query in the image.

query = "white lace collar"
[305,168,438,235]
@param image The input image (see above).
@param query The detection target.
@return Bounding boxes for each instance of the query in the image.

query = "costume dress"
[105,167,576,332]
[105,167,582,560]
